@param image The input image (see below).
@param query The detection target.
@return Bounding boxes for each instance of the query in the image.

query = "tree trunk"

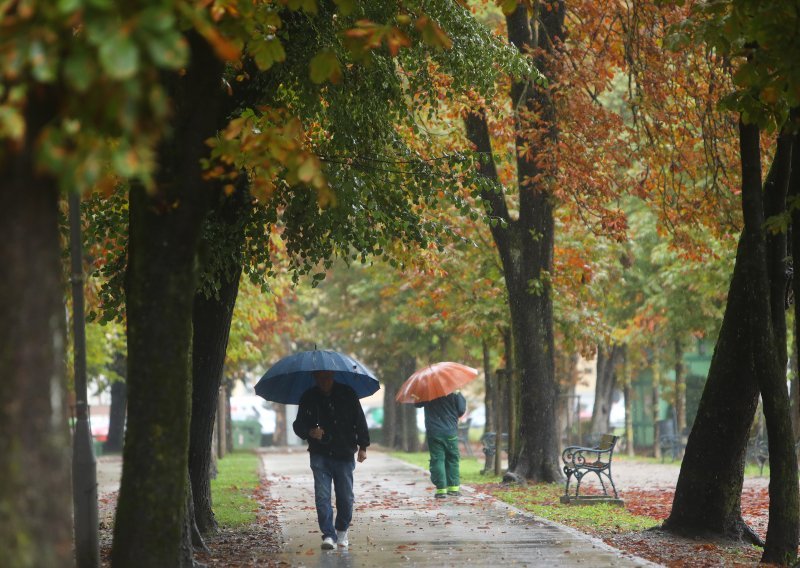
[105,376,128,454]
[483,339,494,438]
[664,120,797,557]
[0,87,72,566]
[759,123,800,564]
[652,356,662,460]
[382,382,398,449]
[272,403,287,447]
[674,338,686,436]
[591,343,621,435]
[189,267,242,534]
[620,346,635,457]
[225,383,234,454]
[464,2,565,482]
[112,31,224,567]
[399,354,419,452]
[189,187,246,535]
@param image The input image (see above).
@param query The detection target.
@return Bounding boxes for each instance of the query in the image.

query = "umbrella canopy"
[395,362,478,403]
[255,350,380,404]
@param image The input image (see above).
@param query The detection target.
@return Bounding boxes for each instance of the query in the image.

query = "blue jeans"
[309,453,355,541]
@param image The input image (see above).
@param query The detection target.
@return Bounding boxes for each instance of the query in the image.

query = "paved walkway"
[261,449,659,567]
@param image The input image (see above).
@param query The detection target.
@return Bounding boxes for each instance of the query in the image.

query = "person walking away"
[416,391,466,498]
[293,370,369,549]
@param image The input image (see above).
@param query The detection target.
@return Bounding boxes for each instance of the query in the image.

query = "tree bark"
[105,376,128,454]
[664,120,798,558]
[464,1,566,482]
[674,338,686,435]
[0,86,72,567]
[111,31,225,567]
[652,356,662,460]
[591,343,621,435]
[399,354,419,452]
[382,381,398,449]
[189,189,246,535]
[482,339,494,437]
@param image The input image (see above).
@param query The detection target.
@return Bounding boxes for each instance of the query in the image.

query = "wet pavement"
[262,449,660,567]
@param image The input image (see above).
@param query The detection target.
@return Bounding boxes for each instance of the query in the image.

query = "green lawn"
[210,451,261,528]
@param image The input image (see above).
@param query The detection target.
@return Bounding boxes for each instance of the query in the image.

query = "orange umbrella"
[395,362,479,403]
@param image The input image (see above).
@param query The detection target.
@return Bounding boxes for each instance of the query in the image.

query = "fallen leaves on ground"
[473,482,774,567]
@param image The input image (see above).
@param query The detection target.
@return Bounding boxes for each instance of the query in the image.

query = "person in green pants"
[416,391,467,498]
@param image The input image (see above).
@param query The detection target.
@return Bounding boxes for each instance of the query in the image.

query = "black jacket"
[293,382,370,460]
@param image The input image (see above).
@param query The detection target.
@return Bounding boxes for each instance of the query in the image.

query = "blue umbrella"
[254,350,380,404]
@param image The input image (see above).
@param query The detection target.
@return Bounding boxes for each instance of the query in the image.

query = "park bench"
[560,433,623,504]
[480,431,508,474]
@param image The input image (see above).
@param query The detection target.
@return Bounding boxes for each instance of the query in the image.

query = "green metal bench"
[561,433,622,504]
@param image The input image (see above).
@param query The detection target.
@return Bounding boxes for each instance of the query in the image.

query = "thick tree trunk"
[105,377,128,454]
[759,124,800,564]
[0,88,72,566]
[189,187,246,535]
[664,121,798,558]
[112,31,224,567]
[190,266,242,534]
[463,2,565,482]
[591,343,621,435]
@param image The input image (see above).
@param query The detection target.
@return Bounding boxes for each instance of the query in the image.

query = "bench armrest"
[562,445,612,467]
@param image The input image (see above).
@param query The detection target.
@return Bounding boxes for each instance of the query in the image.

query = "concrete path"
[261,449,659,567]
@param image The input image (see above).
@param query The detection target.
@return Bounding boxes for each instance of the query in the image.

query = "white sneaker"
[321,536,335,550]
[336,529,349,548]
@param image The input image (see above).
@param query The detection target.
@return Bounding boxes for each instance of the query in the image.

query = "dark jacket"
[293,382,370,460]
[416,392,466,437]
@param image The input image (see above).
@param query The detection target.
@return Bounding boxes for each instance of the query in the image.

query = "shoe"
[434,492,447,499]
[336,529,349,548]
[448,491,461,497]
[321,536,335,550]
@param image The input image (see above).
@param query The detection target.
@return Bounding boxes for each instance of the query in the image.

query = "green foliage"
[210,452,261,528]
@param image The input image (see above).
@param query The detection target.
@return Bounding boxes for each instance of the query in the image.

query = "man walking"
[416,391,467,498]
[293,370,369,549]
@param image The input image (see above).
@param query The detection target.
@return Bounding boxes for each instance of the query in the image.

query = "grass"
[210,451,261,528]
[493,484,659,533]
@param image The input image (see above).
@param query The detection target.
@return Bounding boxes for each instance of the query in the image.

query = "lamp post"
[69,190,100,567]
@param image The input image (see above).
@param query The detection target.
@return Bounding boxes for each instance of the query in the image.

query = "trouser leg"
[330,456,355,531]
[428,436,447,494]
[444,435,461,490]
[310,453,335,540]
